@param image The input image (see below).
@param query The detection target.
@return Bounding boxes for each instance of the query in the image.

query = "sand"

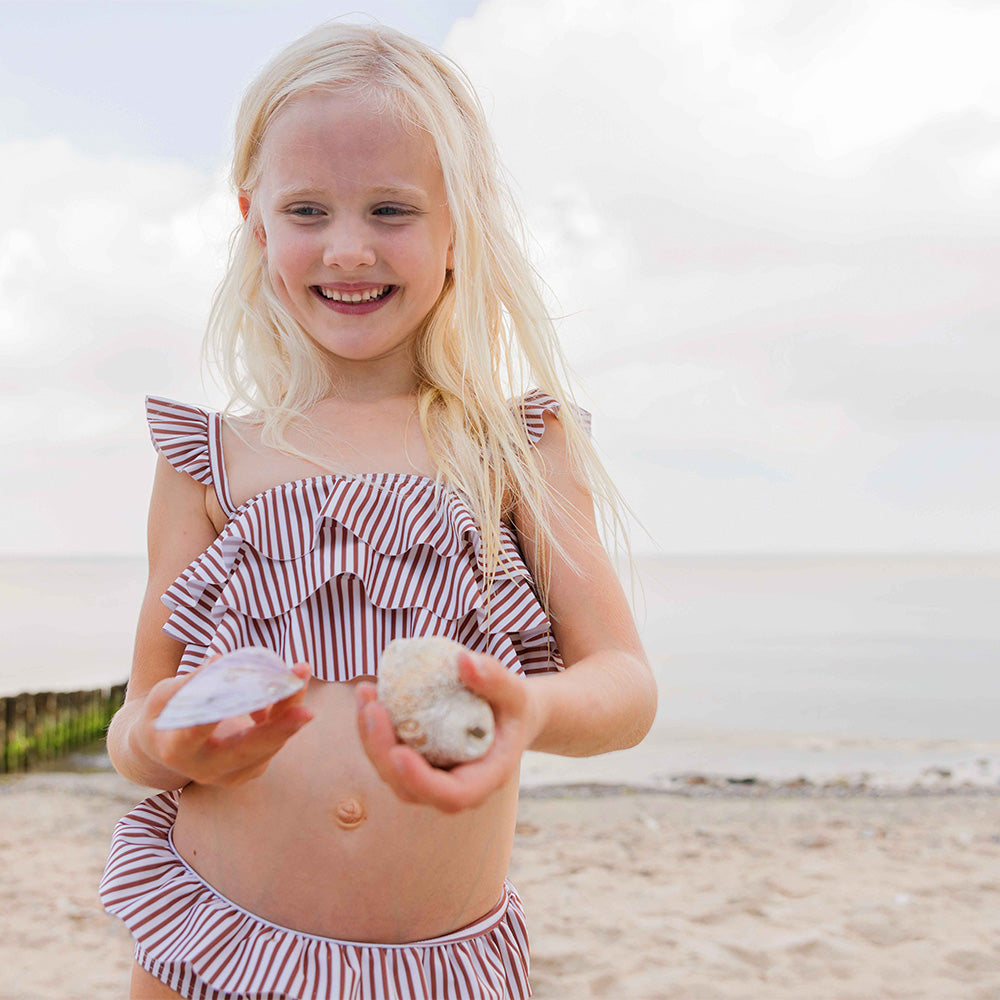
[1,771,998,1000]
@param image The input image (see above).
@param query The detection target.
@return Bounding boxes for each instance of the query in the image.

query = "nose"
[322,218,376,270]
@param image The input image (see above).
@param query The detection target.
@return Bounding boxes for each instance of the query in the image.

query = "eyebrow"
[369,185,428,199]
[273,184,428,201]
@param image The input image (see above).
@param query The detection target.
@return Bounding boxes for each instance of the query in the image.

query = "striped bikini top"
[147,392,569,682]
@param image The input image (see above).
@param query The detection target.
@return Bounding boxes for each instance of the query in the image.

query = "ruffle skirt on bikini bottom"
[100,791,531,1000]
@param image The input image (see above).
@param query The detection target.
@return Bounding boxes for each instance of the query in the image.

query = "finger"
[358,698,401,763]
[386,744,444,804]
[270,662,313,708]
[146,653,228,730]
[356,700,427,803]
[249,662,313,724]
[146,675,220,746]
[452,736,521,798]
[354,681,378,711]
[210,763,269,787]
[383,703,524,813]
[207,703,312,765]
[145,671,197,715]
[177,704,311,786]
[457,653,526,716]
[356,669,518,811]
[197,725,309,786]
[386,743,511,813]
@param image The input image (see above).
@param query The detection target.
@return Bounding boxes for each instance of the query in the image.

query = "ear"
[238,190,265,247]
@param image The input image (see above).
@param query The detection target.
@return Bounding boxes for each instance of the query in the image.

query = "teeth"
[319,285,391,303]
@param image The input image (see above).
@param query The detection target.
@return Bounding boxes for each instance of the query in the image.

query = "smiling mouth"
[314,284,395,303]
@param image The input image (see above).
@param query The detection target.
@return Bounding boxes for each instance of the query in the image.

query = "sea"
[2,554,998,790]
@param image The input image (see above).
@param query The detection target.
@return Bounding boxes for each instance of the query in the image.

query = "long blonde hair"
[206,22,628,602]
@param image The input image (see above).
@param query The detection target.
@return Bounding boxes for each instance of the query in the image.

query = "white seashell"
[154,647,305,730]
[377,636,495,768]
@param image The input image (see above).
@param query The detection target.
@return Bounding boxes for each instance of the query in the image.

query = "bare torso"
[171,680,518,942]
[170,390,518,943]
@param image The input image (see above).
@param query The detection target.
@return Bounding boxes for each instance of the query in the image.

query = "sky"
[1,0,998,557]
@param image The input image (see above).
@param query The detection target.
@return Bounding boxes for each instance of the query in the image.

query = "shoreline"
[12,766,1000,801]
[23,728,1000,801]
[520,780,1000,800]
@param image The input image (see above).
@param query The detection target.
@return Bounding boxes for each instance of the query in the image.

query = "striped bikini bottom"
[100,791,531,1000]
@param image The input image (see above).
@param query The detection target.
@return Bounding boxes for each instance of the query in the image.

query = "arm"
[356,410,657,809]
[508,409,657,757]
[106,454,312,790]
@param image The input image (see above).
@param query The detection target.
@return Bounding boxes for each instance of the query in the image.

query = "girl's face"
[247,89,453,380]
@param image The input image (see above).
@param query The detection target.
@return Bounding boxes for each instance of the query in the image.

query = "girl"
[100,21,656,1000]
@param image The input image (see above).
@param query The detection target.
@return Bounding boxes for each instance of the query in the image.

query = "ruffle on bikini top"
[145,391,581,681]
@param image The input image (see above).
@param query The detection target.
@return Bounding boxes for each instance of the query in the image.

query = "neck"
[320,352,420,405]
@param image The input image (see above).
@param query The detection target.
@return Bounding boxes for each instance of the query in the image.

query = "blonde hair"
[206,21,629,601]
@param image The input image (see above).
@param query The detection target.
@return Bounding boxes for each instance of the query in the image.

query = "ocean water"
[3,554,998,784]
[0,556,147,697]
[636,553,1000,742]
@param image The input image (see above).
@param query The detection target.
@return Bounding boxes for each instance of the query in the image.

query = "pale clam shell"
[377,636,495,767]
[154,647,305,730]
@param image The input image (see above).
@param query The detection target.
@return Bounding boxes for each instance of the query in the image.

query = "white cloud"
[0,138,233,428]
[1,1,998,554]
[0,138,235,553]
[446,0,1000,552]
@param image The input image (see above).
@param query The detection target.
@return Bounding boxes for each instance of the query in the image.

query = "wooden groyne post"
[0,683,126,773]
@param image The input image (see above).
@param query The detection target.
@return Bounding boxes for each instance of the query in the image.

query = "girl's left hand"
[355,651,538,813]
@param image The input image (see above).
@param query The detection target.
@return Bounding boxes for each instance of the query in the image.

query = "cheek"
[394,235,451,290]
[266,258,290,304]
[265,233,315,291]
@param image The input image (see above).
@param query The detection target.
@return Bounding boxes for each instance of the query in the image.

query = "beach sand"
[1,771,998,1000]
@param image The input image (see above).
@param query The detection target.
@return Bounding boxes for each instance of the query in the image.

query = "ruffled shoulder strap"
[146,396,236,515]
[518,388,592,445]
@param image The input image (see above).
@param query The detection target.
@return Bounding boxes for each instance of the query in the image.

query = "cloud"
[446,0,1000,551]
[0,138,235,553]
[0,138,233,421]
[2,0,998,554]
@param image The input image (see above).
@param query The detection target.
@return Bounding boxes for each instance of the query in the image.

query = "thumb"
[146,670,195,714]
[144,667,220,736]
[146,652,221,716]
[457,652,525,714]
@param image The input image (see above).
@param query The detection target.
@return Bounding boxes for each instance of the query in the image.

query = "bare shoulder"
[147,452,219,563]
[528,406,581,481]
[128,454,220,700]
[218,411,311,507]
[220,412,269,499]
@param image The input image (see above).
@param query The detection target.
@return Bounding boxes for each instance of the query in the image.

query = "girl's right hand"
[132,661,314,788]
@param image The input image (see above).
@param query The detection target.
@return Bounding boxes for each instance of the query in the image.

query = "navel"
[334,797,367,830]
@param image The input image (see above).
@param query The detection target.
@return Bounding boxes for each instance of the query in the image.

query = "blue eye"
[373,205,414,217]
[291,206,322,217]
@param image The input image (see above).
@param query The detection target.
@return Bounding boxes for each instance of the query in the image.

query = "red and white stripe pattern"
[100,792,531,1000]
[145,394,571,681]
[516,389,590,443]
[105,392,582,998]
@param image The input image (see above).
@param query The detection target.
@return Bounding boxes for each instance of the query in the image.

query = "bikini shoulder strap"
[146,395,223,489]
[518,388,592,445]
